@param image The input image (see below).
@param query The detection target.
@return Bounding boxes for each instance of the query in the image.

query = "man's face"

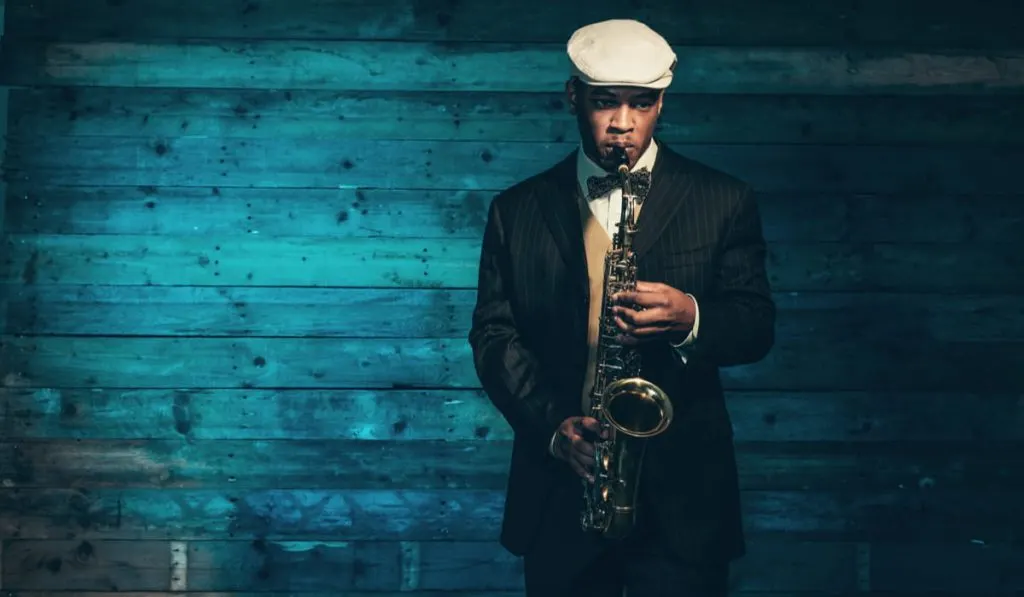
[567,79,664,171]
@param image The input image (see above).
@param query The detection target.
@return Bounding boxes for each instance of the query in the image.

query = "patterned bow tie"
[586,168,652,201]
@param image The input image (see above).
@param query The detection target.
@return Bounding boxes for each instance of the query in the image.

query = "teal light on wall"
[2,0,1024,593]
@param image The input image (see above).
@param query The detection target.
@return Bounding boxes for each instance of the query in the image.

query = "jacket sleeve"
[689,186,776,366]
[467,198,575,456]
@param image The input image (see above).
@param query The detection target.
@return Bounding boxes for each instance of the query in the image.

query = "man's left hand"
[611,281,695,346]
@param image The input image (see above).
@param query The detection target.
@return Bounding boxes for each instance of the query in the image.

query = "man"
[467,18,775,597]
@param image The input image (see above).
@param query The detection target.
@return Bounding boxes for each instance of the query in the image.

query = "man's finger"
[613,290,664,308]
[634,281,668,293]
[616,306,670,327]
[574,439,595,457]
[574,452,595,477]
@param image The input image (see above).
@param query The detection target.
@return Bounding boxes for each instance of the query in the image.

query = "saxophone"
[580,146,674,540]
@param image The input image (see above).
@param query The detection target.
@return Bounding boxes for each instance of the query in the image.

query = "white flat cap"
[567,19,677,89]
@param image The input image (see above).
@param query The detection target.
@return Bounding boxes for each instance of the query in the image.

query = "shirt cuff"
[548,429,559,456]
[669,293,700,348]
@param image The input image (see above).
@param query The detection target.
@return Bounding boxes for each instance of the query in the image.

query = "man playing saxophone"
[468,18,775,597]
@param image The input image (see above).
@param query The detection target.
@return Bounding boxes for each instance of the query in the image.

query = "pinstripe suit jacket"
[468,139,775,571]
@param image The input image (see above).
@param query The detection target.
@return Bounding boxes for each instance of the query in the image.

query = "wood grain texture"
[4,234,1023,292]
[1,594,1011,597]
[1,538,1020,593]
[6,287,1023,342]
[1,485,1020,544]
[10,87,1024,146]
[4,388,1023,443]
[7,137,1024,194]
[2,334,1023,392]
[6,0,1023,47]
[7,185,1024,244]
[3,439,1022,492]
[2,41,1023,93]
[3,0,1023,593]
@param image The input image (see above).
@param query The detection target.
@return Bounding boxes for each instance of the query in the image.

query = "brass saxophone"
[580,146,674,539]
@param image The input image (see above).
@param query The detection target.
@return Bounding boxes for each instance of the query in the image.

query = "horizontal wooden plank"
[11,87,1024,146]
[0,593,533,597]
[0,594,1011,597]
[3,593,1010,597]
[2,486,1021,546]
[0,336,476,390]
[7,138,1024,195]
[3,439,1021,492]
[4,185,496,239]
[2,334,1023,392]
[7,184,1024,245]
[5,287,1023,342]
[7,0,1023,47]
[0,538,868,592]
[2,41,1023,94]
[3,234,1023,293]
[2,235,481,289]
[868,542,1024,592]
[4,388,1022,443]
[4,538,1022,593]
[4,286,478,337]
[3,388,1022,443]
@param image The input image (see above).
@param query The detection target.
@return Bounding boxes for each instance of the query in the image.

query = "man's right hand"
[552,416,609,483]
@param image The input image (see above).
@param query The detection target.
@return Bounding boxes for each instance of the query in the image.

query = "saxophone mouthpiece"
[611,146,629,174]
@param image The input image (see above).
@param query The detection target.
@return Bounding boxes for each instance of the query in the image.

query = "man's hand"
[611,281,695,346]
[552,416,610,482]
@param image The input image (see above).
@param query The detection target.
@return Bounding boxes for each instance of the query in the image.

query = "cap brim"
[570,70,673,90]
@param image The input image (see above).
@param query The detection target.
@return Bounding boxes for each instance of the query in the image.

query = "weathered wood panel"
[3,0,1022,594]
[7,137,1024,195]
[4,388,1023,443]
[10,88,1024,146]
[2,41,1023,94]
[7,0,1023,47]
[2,538,1020,593]
[7,185,1024,244]
[3,439,1022,492]
[2,486,1021,544]
[0,594,1009,597]
[5,287,1023,342]
[1,594,525,597]
[4,234,1023,292]
[2,334,1023,392]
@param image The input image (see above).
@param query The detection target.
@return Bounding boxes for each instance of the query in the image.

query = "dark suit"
[467,139,775,595]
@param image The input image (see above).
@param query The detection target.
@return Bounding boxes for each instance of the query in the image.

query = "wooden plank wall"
[2,0,1024,595]
[0,0,6,327]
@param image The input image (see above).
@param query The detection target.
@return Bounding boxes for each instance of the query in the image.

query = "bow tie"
[586,168,652,201]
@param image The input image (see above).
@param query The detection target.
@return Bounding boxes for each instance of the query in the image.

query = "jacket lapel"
[534,142,692,284]
[632,142,695,259]
[536,150,589,292]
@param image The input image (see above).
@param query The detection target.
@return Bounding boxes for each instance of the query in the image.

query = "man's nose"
[608,106,633,132]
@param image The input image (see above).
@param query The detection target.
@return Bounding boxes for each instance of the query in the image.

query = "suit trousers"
[522,482,731,597]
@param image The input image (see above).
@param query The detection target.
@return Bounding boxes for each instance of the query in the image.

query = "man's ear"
[565,79,578,115]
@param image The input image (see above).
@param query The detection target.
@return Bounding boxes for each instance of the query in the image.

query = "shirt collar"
[576,139,658,201]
